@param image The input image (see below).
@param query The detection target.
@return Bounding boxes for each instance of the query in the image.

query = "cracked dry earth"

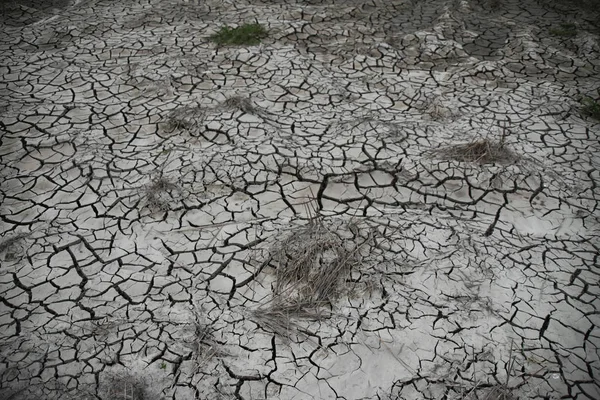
[1,0,600,399]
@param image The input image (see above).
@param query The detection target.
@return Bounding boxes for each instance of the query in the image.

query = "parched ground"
[1,0,599,399]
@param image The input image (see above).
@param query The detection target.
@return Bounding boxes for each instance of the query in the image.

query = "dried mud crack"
[1,0,599,399]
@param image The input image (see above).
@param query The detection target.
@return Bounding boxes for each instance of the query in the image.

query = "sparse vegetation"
[89,316,127,340]
[103,373,146,400]
[250,203,368,340]
[272,218,361,304]
[425,98,455,120]
[435,136,517,165]
[189,304,224,369]
[210,23,267,46]
[0,233,28,261]
[165,106,203,132]
[549,23,577,37]
[471,385,518,400]
[144,175,181,211]
[250,298,330,341]
[453,340,546,400]
[221,96,256,113]
[488,0,501,9]
[581,97,600,120]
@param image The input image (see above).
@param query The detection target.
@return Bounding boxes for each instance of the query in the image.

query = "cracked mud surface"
[1,0,599,399]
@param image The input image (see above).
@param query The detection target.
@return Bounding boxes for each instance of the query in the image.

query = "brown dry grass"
[144,176,180,211]
[165,106,203,131]
[103,373,146,400]
[249,298,330,340]
[436,138,517,165]
[455,340,547,400]
[221,96,256,114]
[0,232,28,260]
[272,215,363,304]
[250,204,367,339]
[189,304,224,370]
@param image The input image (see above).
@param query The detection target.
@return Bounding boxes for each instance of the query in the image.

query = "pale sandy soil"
[1,0,599,399]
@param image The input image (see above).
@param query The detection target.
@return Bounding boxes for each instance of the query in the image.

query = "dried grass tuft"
[457,383,518,400]
[103,373,146,400]
[436,137,517,165]
[249,298,330,340]
[479,386,518,400]
[221,96,256,114]
[250,202,367,340]
[165,106,203,131]
[0,233,28,261]
[456,340,543,400]
[189,304,224,369]
[144,176,180,211]
[273,216,362,304]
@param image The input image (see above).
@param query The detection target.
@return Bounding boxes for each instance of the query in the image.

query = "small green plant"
[210,23,267,46]
[159,362,167,370]
[581,97,600,120]
[549,23,577,37]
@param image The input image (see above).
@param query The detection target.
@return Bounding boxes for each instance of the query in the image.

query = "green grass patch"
[549,23,577,37]
[210,23,267,46]
[581,97,600,120]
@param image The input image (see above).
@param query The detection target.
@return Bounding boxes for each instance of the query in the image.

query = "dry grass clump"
[456,383,517,400]
[455,340,545,400]
[189,305,224,369]
[272,218,361,303]
[475,386,517,400]
[250,207,366,339]
[436,137,517,165]
[103,373,146,400]
[250,298,330,341]
[221,96,256,114]
[144,176,181,211]
[0,233,28,261]
[165,106,204,132]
